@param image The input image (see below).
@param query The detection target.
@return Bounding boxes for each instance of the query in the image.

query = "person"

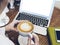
[0,0,39,45]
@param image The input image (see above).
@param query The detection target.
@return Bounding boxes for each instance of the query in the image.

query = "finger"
[19,20,30,22]
[11,28,18,32]
[13,20,21,24]
[32,33,39,42]
[27,37,31,45]
[12,20,21,27]
[13,20,29,25]
[32,33,39,45]
[13,20,27,24]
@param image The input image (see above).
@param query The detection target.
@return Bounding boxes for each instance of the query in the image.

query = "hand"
[5,20,20,31]
[5,20,30,31]
[27,33,39,45]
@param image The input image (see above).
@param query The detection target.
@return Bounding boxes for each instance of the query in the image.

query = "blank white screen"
[20,0,54,17]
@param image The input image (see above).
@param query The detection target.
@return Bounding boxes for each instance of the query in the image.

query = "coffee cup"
[17,20,34,37]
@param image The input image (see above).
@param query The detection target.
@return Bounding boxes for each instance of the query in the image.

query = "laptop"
[14,0,55,35]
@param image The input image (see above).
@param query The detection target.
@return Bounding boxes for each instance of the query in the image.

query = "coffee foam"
[20,23,31,31]
[17,21,34,32]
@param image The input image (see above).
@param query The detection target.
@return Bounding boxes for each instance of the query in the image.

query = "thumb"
[27,37,31,45]
[32,33,39,45]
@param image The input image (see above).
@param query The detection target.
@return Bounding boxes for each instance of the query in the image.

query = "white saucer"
[0,6,9,27]
[0,15,9,27]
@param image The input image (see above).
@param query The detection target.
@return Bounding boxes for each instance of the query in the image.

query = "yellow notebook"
[48,27,60,45]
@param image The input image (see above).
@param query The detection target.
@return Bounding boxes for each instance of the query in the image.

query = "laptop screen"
[20,0,55,18]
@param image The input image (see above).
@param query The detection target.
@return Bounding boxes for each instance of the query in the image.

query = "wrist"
[5,26,10,31]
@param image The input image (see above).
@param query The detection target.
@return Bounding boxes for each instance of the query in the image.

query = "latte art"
[17,21,34,32]
[20,23,31,31]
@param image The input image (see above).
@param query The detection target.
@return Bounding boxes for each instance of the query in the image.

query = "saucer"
[0,6,9,27]
[0,15,9,27]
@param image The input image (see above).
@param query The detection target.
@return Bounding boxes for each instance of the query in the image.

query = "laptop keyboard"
[16,12,48,27]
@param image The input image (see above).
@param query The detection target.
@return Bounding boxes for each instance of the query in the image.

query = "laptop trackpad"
[33,25,47,35]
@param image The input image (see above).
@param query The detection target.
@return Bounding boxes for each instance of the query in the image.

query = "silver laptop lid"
[14,0,55,35]
[19,0,55,19]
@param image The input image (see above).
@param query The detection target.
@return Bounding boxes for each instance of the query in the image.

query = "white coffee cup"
[17,20,34,37]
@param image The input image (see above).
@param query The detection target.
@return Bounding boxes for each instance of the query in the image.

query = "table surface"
[1,1,60,45]
[6,7,60,45]
[50,7,60,27]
